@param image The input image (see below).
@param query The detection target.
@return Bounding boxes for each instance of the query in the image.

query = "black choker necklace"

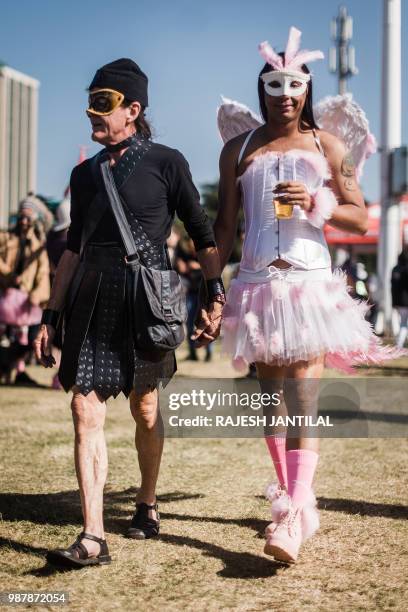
[105,134,142,153]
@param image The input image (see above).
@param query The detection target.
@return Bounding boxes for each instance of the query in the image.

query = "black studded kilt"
[59,239,177,400]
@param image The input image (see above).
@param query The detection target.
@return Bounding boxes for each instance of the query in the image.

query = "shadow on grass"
[319,408,408,425]
[159,512,267,537]
[0,490,282,580]
[0,382,51,390]
[2,486,406,535]
[3,488,406,580]
[0,536,74,576]
[0,488,203,533]
[317,496,408,519]
[159,533,284,578]
[253,495,408,520]
[157,494,408,537]
[0,533,284,580]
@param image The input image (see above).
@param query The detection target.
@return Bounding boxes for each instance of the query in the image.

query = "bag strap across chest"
[99,159,140,264]
[85,145,166,269]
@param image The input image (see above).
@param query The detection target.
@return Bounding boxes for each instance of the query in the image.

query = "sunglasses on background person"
[87,88,125,116]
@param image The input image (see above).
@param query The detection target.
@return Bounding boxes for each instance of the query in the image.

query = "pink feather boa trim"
[306,186,337,228]
[266,482,320,541]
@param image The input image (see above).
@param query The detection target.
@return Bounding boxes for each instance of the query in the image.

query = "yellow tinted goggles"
[87,88,125,116]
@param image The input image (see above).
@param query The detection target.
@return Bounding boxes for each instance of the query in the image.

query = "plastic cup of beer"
[273,195,293,219]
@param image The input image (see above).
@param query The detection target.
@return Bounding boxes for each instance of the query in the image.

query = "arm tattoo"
[341,152,357,191]
[341,152,355,177]
[344,178,357,191]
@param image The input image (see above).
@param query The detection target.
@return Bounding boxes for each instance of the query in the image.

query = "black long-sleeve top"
[66,142,215,254]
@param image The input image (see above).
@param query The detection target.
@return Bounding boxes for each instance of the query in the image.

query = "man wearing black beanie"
[89,58,149,107]
[35,58,225,567]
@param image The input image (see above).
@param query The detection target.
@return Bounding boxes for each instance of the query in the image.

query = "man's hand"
[191,301,223,348]
[34,324,56,368]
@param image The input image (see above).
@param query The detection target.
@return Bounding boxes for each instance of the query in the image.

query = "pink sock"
[286,449,319,509]
[265,436,287,488]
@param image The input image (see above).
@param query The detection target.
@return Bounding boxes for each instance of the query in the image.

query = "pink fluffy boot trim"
[266,487,319,541]
[300,490,320,541]
[266,486,291,523]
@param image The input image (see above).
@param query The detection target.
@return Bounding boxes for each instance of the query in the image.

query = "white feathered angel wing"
[313,93,377,180]
[217,93,376,179]
[217,96,262,143]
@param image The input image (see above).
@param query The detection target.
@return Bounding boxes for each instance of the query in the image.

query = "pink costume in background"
[0,288,42,345]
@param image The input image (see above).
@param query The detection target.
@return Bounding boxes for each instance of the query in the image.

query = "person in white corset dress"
[211,27,404,564]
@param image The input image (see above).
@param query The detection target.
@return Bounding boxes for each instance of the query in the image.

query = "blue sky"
[0,0,407,202]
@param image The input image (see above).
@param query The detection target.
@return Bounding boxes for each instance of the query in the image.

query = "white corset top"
[238,147,333,272]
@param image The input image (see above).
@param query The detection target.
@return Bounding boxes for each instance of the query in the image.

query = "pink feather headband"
[259,26,324,73]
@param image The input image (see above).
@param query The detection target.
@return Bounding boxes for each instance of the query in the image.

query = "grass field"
[0,348,407,611]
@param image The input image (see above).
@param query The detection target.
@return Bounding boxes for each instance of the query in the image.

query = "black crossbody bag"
[99,158,187,357]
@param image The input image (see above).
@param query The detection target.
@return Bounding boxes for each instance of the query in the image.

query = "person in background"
[0,199,50,385]
[175,237,213,362]
[340,253,358,298]
[166,226,181,267]
[46,198,71,389]
[366,271,380,329]
[391,249,408,349]
[25,193,55,239]
[46,198,71,284]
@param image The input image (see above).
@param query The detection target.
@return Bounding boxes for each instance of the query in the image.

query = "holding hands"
[191,300,224,348]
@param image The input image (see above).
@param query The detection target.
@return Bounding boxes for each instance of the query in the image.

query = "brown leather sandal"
[46,532,111,568]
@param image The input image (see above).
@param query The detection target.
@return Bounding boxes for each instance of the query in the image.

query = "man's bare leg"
[129,387,163,521]
[71,386,108,556]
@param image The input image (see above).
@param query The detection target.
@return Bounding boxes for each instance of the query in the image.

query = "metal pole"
[377,0,402,335]
[330,5,358,94]
[339,6,349,95]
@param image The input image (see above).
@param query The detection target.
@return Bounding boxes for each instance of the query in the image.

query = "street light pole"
[329,5,358,94]
[377,0,402,335]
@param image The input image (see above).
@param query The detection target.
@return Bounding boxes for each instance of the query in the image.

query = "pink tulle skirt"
[221,266,405,374]
[0,288,42,327]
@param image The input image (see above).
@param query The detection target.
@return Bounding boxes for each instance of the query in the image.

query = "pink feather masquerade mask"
[259,27,324,97]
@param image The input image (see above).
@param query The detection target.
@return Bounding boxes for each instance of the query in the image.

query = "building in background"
[0,63,39,229]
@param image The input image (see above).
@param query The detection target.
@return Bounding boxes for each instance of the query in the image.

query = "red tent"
[324,195,408,245]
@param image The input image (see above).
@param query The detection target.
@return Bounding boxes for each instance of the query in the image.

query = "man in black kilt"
[34,59,225,567]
